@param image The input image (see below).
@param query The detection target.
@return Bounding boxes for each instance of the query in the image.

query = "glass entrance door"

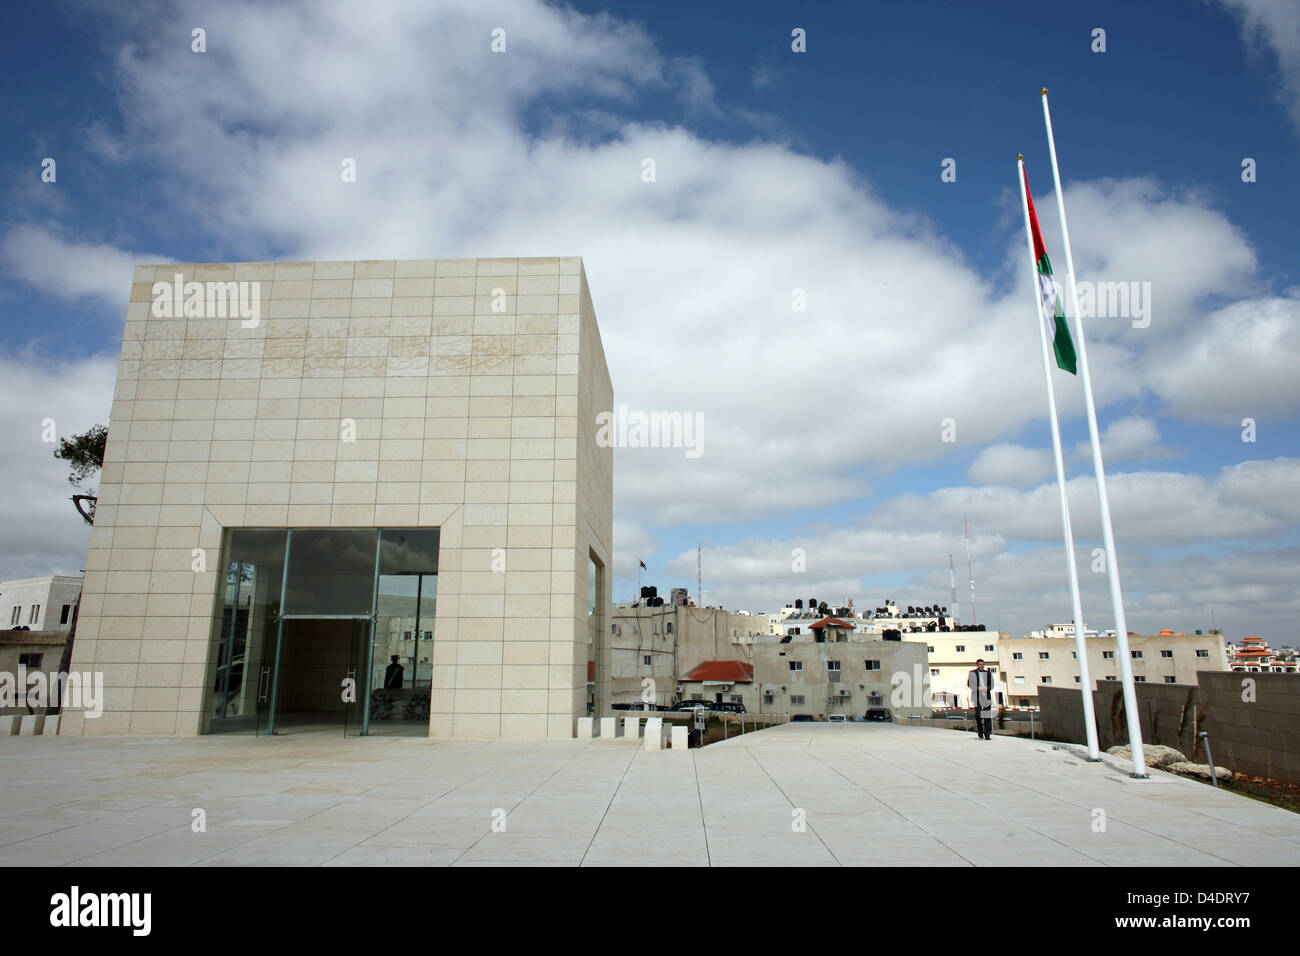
[205,532,286,735]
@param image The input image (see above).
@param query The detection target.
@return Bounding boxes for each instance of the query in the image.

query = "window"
[927,646,934,653]
[930,668,939,676]
[788,661,802,672]
[864,659,880,671]
[1163,676,1177,684]
[1106,675,1115,681]
[1041,676,1052,684]
[730,694,743,703]
[1103,651,1115,659]
[28,604,40,625]
[1071,651,1078,659]
[1013,676,1025,684]
[666,622,673,634]
[1073,676,1081,683]
[691,694,704,701]
[403,630,412,640]
[8,606,17,625]
[60,604,72,624]
[1160,649,1173,658]
[611,624,619,636]
[1038,652,1050,660]
[1131,650,1143,659]
[1134,676,1146,682]
[18,653,42,668]
[984,644,994,652]
[642,655,651,666]
[955,645,965,653]
[1196,649,1209,658]
[1012,652,1023,660]
[790,695,805,706]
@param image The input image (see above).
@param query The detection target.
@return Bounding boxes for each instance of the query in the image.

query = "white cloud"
[0,354,118,581]
[1148,294,1300,423]
[1217,0,1300,134]
[878,459,1300,544]
[1072,415,1174,464]
[968,443,1054,486]
[1,225,165,307]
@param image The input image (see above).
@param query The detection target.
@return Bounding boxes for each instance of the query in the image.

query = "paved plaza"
[1,722,1297,866]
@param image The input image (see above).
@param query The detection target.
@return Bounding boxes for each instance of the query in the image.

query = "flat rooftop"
[1,723,1296,866]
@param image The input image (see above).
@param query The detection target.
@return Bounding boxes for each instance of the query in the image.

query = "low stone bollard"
[598,716,621,740]
[576,717,596,739]
[644,717,665,750]
[622,716,642,741]
[670,725,689,750]
[1,716,21,736]
[41,716,60,736]
[19,715,45,736]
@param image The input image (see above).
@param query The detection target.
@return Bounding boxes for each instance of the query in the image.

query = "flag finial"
[1017,153,1024,161]
[1040,87,1048,95]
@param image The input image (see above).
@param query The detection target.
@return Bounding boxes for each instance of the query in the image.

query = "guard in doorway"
[384,655,405,689]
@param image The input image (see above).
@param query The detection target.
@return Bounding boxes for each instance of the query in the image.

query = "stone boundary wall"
[1040,673,1300,785]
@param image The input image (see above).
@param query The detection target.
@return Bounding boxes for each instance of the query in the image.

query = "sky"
[1,0,1297,644]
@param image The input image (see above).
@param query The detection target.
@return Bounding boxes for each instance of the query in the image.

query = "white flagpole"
[1041,88,1147,777]
[1017,155,1100,761]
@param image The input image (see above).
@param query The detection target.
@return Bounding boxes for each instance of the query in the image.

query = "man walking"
[967,659,997,740]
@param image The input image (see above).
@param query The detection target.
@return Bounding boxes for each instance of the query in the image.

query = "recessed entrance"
[202,527,438,737]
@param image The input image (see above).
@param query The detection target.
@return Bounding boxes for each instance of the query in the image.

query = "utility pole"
[697,544,702,606]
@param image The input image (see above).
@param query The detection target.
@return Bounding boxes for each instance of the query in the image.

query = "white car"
[828,714,848,723]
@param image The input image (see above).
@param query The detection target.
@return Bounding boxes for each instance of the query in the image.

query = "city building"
[750,618,929,719]
[677,659,755,711]
[996,630,1230,707]
[609,596,766,707]
[1229,635,1297,673]
[922,630,1009,707]
[61,256,613,739]
[0,576,83,632]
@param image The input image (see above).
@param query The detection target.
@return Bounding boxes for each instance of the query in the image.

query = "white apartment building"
[0,576,84,632]
[997,631,1229,707]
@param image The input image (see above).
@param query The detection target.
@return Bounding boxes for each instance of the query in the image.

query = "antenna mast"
[964,516,977,627]
[948,554,959,627]
[697,544,702,606]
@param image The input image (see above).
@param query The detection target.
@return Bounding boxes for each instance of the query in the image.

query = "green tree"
[53,424,107,524]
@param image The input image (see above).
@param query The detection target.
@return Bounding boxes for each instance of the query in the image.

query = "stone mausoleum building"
[61,257,613,740]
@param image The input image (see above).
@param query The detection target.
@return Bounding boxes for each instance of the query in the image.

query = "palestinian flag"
[1022,167,1077,374]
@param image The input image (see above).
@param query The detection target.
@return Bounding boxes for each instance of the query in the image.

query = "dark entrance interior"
[269,618,366,734]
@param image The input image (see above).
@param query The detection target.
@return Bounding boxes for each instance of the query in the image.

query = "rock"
[1106,744,1187,768]
[1167,761,1233,782]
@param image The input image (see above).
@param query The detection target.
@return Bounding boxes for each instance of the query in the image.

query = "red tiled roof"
[683,660,754,683]
[809,617,854,630]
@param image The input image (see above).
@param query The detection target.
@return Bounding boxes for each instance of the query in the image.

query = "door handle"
[258,666,270,702]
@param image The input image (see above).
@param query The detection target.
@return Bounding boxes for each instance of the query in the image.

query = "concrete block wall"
[1040,674,1300,785]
